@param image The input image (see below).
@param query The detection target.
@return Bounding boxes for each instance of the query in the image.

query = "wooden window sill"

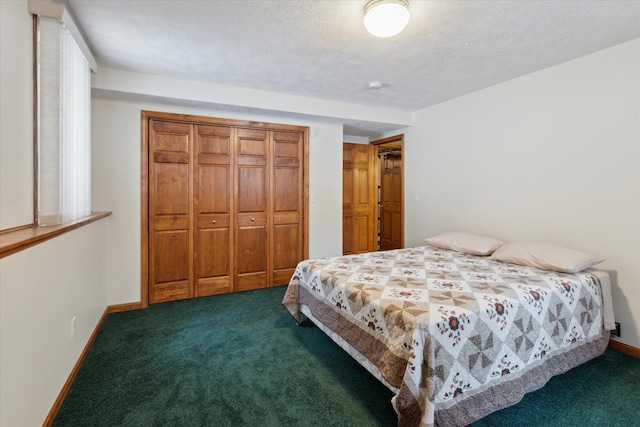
[0,211,112,259]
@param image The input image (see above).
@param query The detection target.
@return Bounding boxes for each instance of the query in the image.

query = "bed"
[282,239,614,427]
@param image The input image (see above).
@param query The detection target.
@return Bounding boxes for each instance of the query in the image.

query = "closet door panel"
[236,165,268,292]
[237,128,268,214]
[238,167,266,212]
[274,168,298,212]
[199,165,230,214]
[236,224,267,291]
[198,125,231,163]
[237,128,267,164]
[196,227,231,296]
[235,128,269,291]
[272,223,300,284]
[149,120,193,303]
[238,137,266,157]
[236,273,267,292]
[194,125,233,297]
[152,230,189,305]
[153,163,189,215]
[273,131,301,167]
[153,124,189,149]
[237,225,267,271]
[154,230,190,283]
[271,131,303,285]
[198,228,230,277]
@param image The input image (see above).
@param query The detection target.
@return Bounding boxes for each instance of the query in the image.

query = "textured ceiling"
[68,0,640,135]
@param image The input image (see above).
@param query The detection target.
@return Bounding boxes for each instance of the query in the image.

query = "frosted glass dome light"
[364,0,410,38]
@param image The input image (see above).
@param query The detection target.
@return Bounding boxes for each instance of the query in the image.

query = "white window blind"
[37,16,91,224]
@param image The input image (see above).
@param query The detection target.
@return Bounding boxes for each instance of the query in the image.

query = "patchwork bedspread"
[282,246,609,427]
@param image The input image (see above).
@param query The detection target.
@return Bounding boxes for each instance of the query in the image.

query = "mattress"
[283,246,612,427]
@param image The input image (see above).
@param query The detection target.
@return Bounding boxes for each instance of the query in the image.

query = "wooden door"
[194,125,234,296]
[380,152,402,250]
[343,143,376,255]
[235,128,269,291]
[148,120,193,303]
[271,130,304,285]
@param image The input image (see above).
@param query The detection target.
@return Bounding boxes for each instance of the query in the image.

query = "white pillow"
[424,232,504,256]
[489,241,604,273]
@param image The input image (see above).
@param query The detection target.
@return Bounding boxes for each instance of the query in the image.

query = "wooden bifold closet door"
[145,112,307,304]
[235,128,269,292]
[148,120,193,302]
[194,125,233,297]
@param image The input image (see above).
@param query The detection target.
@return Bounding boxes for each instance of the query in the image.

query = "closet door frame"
[141,110,309,307]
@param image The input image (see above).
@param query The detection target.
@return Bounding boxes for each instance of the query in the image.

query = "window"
[31,0,97,224]
[0,1,107,257]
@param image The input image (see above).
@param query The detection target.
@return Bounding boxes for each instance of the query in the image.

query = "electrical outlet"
[613,322,621,337]
[71,316,77,339]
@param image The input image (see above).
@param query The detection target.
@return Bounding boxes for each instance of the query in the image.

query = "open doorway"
[342,135,404,255]
[372,135,404,250]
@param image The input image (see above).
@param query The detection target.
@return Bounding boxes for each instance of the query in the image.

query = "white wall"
[307,124,344,258]
[91,98,344,304]
[0,0,34,229]
[0,221,110,426]
[404,39,640,348]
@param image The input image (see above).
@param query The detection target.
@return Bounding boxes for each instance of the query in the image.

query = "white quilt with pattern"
[283,246,608,427]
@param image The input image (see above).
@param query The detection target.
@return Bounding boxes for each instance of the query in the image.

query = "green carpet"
[53,286,640,427]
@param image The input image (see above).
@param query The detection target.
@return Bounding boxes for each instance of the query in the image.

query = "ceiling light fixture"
[364,0,410,38]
